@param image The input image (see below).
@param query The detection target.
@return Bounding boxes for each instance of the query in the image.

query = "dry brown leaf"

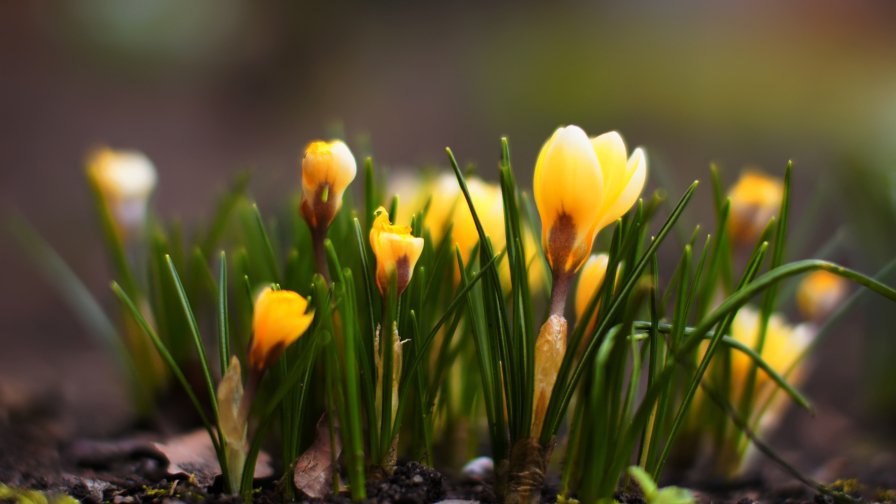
[153,429,272,486]
[293,415,342,499]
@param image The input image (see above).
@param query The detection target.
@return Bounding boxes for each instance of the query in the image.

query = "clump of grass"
[9,128,896,504]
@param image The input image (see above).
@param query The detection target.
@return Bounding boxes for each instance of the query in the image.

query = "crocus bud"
[574,253,610,328]
[249,287,315,372]
[532,314,567,437]
[727,170,783,244]
[217,356,248,494]
[534,126,646,276]
[86,147,157,239]
[369,207,424,296]
[300,140,357,231]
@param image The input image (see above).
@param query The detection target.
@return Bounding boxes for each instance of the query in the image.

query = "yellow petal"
[591,131,628,198]
[592,134,648,231]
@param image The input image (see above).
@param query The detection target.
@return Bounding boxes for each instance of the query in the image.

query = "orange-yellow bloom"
[727,170,783,244]
[300,139,357,230]
[249,287,314,371]
[534,126,646,276]
[86,147,157,238]
[370,207,424,296]
[796,271,847,321]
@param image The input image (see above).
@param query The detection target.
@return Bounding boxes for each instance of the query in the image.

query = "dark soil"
[1,347,894,503]
[2,391,893,504]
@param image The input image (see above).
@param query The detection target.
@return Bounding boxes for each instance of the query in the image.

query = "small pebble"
[461,456,494,481]
[412,474,424,484]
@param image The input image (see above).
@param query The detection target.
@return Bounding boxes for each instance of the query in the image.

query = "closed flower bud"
[370,207,424,296]
[727,170,783,244]
[534,126,646,276]
[86,147,157,238]
[217,356,248,493]
[532,314,567,436]
[249,287,315,372]
[574,253,610,328]
[300,140,357,230]
[796,271,847,322]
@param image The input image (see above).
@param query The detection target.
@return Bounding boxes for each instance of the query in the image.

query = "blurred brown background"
[1,0,895,471]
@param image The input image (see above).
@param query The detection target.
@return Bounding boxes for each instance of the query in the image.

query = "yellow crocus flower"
[796,271,847,322]
[249,287,315,372]
[448,177,506,261]
[369,207,425,296]
[392,173,545,292]
[728,306,813,401]
[86,147,157,238]
[300,139,357,230]
[534,126,646,276]
[574,253,610,328]
[727,170,783,244]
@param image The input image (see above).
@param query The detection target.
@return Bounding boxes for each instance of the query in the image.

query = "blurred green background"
[1,0,894,461]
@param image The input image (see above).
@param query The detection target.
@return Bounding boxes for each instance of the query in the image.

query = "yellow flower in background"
[394,173,503,258]
[727,170,784,244]
[534,126,646,276]
[300,139,357,230]
[728,306,813,399]
[448,177,506,261]
[574,253,610,327]
[249,287,315,372]
[796,271,847,322]
[391,173,545,292]
[370,206,425,296]
[86,147,157,238]
[708,305,814,475]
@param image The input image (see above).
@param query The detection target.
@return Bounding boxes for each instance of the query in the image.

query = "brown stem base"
[500,438,548,504]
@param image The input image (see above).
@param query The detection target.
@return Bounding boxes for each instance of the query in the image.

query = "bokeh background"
[2,0,895,478]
